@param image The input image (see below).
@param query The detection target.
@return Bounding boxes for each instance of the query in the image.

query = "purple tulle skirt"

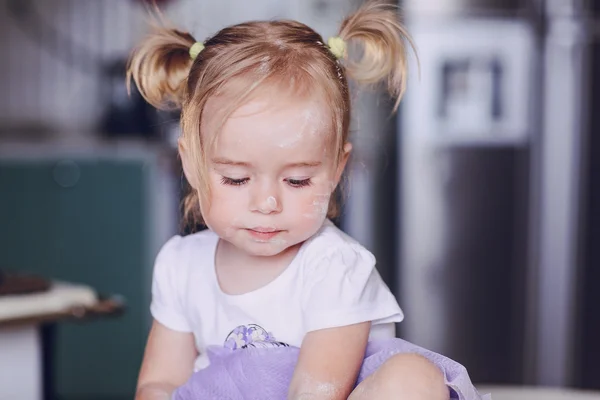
[173,338,491,400]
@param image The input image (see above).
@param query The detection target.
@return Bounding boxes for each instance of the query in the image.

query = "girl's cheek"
[301,184,333,220]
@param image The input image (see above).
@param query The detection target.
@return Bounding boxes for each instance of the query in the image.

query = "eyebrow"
[212,158,251,167]
[211,158,322,168]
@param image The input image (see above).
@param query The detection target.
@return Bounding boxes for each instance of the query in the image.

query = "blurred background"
[0,0,598,399]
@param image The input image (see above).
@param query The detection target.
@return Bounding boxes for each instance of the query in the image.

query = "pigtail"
[126,20,196,110]
[338,0,416,111]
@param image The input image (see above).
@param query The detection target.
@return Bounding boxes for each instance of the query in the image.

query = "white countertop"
[478,386,600,400]
[0,281,97,322]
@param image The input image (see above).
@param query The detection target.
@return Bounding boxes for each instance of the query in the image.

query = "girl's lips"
[247,228,282,240]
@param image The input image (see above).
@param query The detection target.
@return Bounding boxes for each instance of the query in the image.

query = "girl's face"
[187,92,349,257]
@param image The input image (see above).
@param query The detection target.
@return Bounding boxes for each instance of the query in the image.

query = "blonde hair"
[127,0,415,230]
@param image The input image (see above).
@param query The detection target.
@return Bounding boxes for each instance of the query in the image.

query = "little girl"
[128,1,489,399]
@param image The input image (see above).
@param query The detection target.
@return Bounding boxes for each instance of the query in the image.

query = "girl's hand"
[135,320,197,400]
[287,322,371,400]
[135,383,176,400]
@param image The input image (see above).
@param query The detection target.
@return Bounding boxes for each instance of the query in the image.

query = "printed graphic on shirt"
[224,324,290,350]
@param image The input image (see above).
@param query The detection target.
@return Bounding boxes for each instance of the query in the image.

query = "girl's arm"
[287,322,371,400]
[135,320,198,400]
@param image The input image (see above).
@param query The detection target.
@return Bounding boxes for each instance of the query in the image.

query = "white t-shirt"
[150,219,404,371]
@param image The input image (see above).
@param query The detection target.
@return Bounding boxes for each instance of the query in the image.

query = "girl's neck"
[215,239,303,295]
[219,239,302,266]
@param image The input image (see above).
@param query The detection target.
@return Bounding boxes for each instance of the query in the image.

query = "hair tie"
[189,42,205,60]
[327,36,346,60]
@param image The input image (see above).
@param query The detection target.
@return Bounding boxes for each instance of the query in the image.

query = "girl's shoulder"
[300,220,375,267]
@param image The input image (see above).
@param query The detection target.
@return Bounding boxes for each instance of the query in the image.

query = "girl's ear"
[179,139,201,190]
[333,142,352,189]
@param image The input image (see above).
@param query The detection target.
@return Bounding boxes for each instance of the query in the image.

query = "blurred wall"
[0,0,145,136]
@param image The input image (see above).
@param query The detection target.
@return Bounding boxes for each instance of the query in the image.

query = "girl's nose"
[250,181,282,214]
[256,195,280,214]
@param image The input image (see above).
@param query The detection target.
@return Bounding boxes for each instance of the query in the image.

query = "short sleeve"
[302,245,404,333]
[149,235,192,332]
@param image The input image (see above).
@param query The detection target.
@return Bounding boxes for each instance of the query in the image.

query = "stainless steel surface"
[398,12,536,383]
[579,22,600,389]
[399,0,596,388]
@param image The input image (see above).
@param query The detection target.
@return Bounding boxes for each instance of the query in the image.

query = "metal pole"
[535,0,589,386]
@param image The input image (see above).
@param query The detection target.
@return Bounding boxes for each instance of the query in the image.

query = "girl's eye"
[286,178,312,188]
[221,177,249,186]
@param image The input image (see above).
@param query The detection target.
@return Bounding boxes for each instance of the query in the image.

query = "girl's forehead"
[229,95,325,121]
[223,98,328,144]
[201,74,333,132]
[204,88,332,139]
[203,95,334,165]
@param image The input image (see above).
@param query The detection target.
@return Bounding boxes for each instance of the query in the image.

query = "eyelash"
[221,177,249,186]
[286,178,312,188]
[220,177,312,188]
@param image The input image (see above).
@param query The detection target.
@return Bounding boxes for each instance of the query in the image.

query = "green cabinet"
[0,144,177,400]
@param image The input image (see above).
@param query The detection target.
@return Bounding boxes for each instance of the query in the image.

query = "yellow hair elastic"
[327,36,346,60]
[189,42,205,60]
